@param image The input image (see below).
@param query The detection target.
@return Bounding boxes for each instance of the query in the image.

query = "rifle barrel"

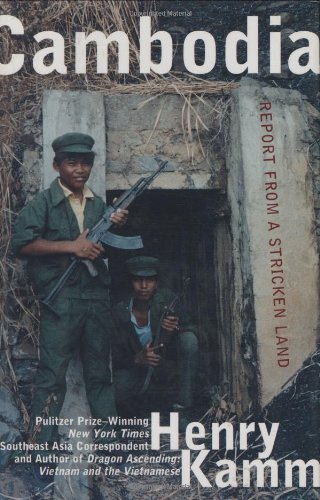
[41,159,168,308]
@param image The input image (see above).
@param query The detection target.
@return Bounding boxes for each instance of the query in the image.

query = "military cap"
[126,256,160,277]
[52,133,95,154]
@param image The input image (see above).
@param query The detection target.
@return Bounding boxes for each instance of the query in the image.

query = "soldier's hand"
[162,315,179,332]
[110,198,128,227]
[134,343,162,367]
[72,229,104,260]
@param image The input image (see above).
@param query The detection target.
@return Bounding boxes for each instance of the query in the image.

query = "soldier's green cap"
[52,133,95,154]
[126,256,160,277]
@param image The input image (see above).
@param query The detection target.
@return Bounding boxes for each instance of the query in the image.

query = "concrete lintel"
[106,172,214,190]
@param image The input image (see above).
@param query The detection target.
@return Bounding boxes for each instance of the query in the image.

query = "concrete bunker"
[107,188,229,389]
[40,80,319,418]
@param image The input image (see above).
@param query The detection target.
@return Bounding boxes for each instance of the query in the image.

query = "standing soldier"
[12,132,128,448]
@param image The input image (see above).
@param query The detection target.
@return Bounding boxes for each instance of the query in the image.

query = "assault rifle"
[41,159,168,309]
[139,277,191,395]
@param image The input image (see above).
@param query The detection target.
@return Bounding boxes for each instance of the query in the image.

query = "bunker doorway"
[107,189,231,391]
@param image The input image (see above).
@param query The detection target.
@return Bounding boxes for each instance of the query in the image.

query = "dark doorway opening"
[107,189,229,388]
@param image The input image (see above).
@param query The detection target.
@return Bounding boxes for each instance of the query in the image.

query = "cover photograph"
[0,0,319,498]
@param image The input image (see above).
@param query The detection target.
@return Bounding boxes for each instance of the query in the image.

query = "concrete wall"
[105,94,226,190]
[227,78,319,407]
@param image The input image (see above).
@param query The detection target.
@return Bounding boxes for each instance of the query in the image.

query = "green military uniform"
[112,258,198,413]
[12,134,116,444]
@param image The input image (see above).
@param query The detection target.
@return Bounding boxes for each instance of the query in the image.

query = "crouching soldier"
[112,256,199,422]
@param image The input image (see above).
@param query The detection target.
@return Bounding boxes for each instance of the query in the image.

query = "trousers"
[113,331,198,413]
[31,297,116,444]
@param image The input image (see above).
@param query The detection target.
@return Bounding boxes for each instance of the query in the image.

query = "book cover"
[0,0,319,498]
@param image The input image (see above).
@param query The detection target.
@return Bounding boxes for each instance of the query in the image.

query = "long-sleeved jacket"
[111,287,196,371]
[12,178,111,299]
